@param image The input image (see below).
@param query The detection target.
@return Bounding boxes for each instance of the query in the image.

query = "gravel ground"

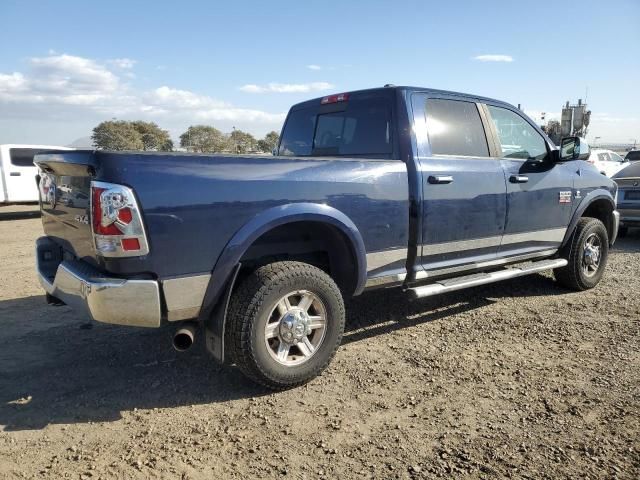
[0,217,638,479]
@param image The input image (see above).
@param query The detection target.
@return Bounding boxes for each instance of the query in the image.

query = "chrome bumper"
[36,239,161,328]
[611,210,620,245]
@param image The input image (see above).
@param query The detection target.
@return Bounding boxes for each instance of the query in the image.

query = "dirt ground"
[0,216,638,479]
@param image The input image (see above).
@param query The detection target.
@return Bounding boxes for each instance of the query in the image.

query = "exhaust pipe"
[173,322,197,352]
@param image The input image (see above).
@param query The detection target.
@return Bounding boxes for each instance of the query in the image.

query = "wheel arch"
[562,190,616,247]
[199,203,367,362]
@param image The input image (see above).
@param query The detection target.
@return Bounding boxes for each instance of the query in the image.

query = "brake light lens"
[320,93,349,104]
[90,181,149,257]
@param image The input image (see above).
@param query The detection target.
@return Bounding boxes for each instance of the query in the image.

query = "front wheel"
[554,217,609,291]
[226,261,345,390]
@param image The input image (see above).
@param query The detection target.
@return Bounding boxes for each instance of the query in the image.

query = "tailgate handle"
[9,172,21,177]
[509,175,529,183]
[428,175,454,184]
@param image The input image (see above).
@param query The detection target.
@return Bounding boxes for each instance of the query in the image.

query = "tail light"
[90,181,149,257]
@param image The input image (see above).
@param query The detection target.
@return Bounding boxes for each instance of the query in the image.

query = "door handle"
[428,175,454,184]
[509,175,529,183]
[9,172,21,177]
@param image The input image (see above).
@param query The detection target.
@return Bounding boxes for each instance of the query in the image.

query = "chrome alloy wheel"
[582,233,602,278]
[264,290,327,366]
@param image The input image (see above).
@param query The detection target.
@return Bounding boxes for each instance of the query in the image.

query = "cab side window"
[425,99,489,157]
[487,106,548,161]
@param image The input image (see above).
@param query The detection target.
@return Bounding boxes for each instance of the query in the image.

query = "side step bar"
[408,258,568,299]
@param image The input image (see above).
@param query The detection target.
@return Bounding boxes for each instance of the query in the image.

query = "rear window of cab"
[278,96,393,158]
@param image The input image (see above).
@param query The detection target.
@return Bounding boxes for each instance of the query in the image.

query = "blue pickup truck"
[35,86,619,389]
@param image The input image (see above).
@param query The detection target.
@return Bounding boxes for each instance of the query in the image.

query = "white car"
[0,144,72,203]
[587,149,629,177]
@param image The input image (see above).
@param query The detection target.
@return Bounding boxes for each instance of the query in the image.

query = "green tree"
[180,125,229,153]
[92,121,144,151]
[131,121,173,151]
[229,129,257,154]
[257,131,280,153]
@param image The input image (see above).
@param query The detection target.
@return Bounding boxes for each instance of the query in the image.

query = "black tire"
[618,226,628,238]
[226,261,345,390]
[554,217,609,291]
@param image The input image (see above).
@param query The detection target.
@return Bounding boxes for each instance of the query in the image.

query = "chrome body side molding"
[422,227,567,255]
[365,247,408,271]
[365,228,567,276]
[163,274,211,321]
[364,248,559,289]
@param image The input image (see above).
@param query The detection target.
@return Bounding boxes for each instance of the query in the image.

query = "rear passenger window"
[487,106,548,161]
[9,148,44,167]
[425,99,489,157]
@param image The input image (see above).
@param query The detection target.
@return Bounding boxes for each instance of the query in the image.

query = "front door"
[411,94,507,272]
[483,104,575,256]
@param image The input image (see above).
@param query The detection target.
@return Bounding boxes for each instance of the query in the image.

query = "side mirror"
[560,136,590,161]
[272,147,278,156]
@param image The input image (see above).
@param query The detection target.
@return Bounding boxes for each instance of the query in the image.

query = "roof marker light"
[320,93,349,105]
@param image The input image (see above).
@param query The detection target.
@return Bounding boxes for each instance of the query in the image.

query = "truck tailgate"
[36,151,97,263]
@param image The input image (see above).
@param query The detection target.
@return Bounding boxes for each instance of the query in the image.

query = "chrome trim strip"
[366,247,408,271]
[162,274,211,321]
[501,228,567,245]
[424,235,501,254]
[365,272,406,288]
[364,248,559,289]
[474,249,558,269]
[38,259,161,328]
[423,248,560,279]
[422,228,566,255]
[366,229,567,273]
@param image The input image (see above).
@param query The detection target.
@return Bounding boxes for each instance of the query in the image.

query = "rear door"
[411,93,507,272]
[5,147,44,202]
[483,103,575,256]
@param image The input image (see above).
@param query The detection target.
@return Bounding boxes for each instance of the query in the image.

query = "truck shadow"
[0,273,563,431]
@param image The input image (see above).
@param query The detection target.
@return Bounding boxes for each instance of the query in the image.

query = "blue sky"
[0,0,638,146]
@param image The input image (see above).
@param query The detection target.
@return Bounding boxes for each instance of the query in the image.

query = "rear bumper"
[617,205,640,227]
[36,237,161,327]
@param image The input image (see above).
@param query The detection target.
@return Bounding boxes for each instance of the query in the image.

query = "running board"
[408,258,568,299]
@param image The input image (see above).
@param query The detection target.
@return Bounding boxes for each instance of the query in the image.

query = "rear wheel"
[554,217,609,291]
[226,261,345,390]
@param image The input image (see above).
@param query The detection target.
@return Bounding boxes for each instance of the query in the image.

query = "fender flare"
[561,189,616,247]
[199,203,367,362]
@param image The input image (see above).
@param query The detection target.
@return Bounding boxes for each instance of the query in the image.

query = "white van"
[0,144,73,203]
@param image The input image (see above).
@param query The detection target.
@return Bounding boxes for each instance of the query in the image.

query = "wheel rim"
[264,290,327,366]
[582,232,602,278]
